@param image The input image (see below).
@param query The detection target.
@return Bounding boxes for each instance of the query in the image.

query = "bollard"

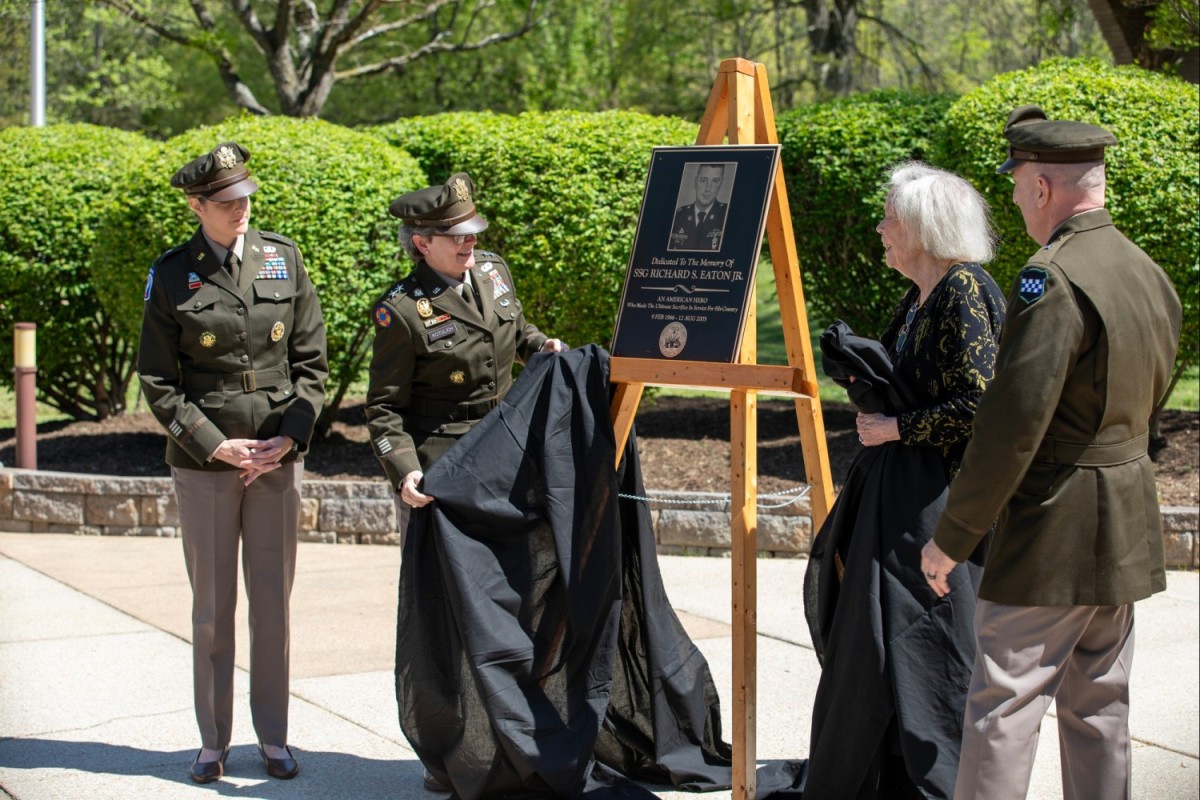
[14,322,37,469]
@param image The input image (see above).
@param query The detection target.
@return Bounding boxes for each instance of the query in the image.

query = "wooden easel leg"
[730,388,758,800]
[610,382,645,469]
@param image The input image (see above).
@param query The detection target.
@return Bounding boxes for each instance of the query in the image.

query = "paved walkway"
[0,532,1195,799]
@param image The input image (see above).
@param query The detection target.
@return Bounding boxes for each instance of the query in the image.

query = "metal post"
[14,323,37,469]
[30,0,45,127]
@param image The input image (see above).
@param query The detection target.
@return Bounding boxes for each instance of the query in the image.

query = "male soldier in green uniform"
[139,142,327,784]
[919,107,1182,800]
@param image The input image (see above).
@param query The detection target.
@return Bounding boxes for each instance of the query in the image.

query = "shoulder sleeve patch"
[143,266,156,301]
[1017,266,1049,305]
[374,305,393,328]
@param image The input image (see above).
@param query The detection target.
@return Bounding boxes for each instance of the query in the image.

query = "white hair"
[1041,161,1107,195]
[886,161,995,263]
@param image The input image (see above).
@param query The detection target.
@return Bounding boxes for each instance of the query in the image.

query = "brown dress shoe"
[257,743,300,779]
[188,746,229,784]
[423,766,450,792]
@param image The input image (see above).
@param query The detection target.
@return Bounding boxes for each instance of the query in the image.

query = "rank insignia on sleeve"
[199,331,217,348]
[417,298,433,318]
[143,267,155,301]
[1018,267,1048,305]
[374,306,393,327]
[271,321,285,342]
[187,272,202,290]
[450,370,465,384]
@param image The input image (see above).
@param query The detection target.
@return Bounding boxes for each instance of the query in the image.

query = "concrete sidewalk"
[0,532,1195,799]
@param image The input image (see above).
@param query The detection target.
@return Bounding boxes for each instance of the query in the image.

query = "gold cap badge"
[215,145,238,170]
[452,177,470,202]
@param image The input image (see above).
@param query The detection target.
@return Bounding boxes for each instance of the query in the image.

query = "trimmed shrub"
[369,111,698,349]
[90,116,427,428]
[937,58,1200,392]
[0,124,154,419]
[776,91,957,339]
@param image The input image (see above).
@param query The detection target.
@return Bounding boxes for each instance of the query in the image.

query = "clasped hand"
[213,435,294,485]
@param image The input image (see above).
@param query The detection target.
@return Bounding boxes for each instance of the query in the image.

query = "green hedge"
[0,124,154,419]
[938,57,1200,385]
[776,91,957,339]
[369,111,698,348]
[90,115,427,428]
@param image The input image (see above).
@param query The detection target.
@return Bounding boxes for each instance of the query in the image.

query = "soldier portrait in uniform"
[667,162,736,252]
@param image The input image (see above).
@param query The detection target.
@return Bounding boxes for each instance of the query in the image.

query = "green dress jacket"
[138,227,329,470]
[365,252,547,491]
[934,209,1182,606]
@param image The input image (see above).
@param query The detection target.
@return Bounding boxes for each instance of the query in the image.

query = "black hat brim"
[443,213,489,236]
[205,177,259,202]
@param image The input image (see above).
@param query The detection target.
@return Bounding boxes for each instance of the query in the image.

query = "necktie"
[461,280,480,316]
[698,211,707,226]
[224,250,241,283]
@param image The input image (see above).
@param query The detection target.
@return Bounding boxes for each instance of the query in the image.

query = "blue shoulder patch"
[1017,266,1048,305]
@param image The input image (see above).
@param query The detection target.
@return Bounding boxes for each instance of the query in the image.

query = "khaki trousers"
[172,462,302,750]
[954,600,1134,800]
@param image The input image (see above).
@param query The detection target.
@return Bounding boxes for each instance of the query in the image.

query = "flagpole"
[30,0,45,126]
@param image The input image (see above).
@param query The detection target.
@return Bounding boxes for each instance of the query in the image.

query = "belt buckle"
[242,370,257,392]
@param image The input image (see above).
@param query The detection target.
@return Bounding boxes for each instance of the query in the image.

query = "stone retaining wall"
[2,468,1196,567]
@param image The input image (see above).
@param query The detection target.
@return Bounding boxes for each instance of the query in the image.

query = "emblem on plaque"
[658,322,687,358]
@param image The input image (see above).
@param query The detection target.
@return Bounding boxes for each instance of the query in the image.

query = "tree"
[1086,0,1200,81]
[100,0,545,118]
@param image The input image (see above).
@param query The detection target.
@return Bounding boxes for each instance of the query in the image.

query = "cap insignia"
[453,177,470,202]
[215,145,238,170]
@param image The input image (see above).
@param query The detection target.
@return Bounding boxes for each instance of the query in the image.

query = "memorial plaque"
[611,144,781,363]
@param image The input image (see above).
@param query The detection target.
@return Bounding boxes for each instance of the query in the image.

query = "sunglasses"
[430,232,477,245]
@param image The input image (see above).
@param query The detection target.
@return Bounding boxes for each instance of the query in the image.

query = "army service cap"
[170,142,259,201]
[388,172,489,236]
[997,105,1118,174]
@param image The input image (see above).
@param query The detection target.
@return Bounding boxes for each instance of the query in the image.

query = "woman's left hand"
[541,338,568,353]
[856,413,899,447]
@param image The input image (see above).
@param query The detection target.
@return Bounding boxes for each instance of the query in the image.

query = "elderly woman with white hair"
[771,162,1007,799]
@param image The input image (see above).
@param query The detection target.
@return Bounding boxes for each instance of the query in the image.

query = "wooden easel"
[609,58,835,800]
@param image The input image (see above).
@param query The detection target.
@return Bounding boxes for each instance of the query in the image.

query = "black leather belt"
[409,395,502,422]
[184,363,290,394]
[1034,432,1148,467]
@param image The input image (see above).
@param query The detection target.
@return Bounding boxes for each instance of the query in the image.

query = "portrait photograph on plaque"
[611,144,781,363]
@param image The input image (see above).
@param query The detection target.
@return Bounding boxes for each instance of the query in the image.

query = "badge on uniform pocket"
[199,331,216,348]
[271,321,285,342]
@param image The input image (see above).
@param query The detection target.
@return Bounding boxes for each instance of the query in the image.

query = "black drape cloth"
[764,321,983,800]
[395,344,732,799]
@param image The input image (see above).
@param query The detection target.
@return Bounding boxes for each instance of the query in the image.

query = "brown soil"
[2,398,1196,507]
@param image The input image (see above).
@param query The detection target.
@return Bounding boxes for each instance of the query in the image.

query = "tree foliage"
[98,0,544,118]
[0,123,153,419]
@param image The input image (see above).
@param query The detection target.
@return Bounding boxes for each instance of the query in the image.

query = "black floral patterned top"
[880,261,1006,477]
